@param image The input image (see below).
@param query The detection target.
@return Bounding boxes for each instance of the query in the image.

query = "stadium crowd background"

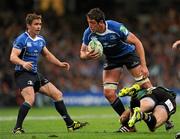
[0,0,179,107]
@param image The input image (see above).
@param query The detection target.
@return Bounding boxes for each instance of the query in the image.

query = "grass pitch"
[0,106,179,139]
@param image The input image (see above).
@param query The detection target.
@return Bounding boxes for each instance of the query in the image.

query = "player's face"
[27,19,42,37]
[87,17,100,33]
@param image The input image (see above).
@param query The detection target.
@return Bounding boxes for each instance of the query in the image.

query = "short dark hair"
[26,13,42,25]
[86,8,105,23]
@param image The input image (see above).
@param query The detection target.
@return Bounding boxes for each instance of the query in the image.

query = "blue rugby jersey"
[12,32,46,73]
[82,20,135,60]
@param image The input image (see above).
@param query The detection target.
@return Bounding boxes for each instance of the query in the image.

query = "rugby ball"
[88,39,103,57]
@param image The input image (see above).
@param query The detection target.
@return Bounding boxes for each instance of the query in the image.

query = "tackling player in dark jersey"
[10,13,87,134]
[80,8,152,131]
[119,84,176,132]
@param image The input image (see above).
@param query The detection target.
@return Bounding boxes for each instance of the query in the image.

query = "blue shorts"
[103,51,140,70]
[14,71,49,92]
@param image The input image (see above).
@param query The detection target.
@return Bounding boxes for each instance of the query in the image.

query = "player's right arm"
[10,48,32,71]
[172,40,180,49]
[80,44,99,60]
[80,29,99,60]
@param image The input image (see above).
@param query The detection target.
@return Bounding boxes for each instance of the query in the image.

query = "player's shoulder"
[16,32,28,40]
[107,20,129,36]
[106,20,124,28]
[15,32,28,43]
[36,34,46,41]
[83,27,93,38]
[84,27,91,34]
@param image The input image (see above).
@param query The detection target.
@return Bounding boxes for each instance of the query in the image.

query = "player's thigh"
[140,97,155,112]
[129,65,142,77]
[39,82,62,100]
[103,68,122,102]
[129,65,152,88]
[153,105,168,128]
[21,86,35,106]
[103,68,122,82]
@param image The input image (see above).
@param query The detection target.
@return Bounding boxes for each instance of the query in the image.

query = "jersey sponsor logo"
[33,42,38,46]
[44,79,49,83]
[110,35,116,40]
[26,52,39,56]
[131,61,139,67]
[27,42,32,47]
[165,99,174,112]
[120,25,128,35]
[39,42,44,47]
[34,50,38,53]
[104,44,116,48]
[103,42,108,46]
[103,63,108,69]
[27,80,33,85]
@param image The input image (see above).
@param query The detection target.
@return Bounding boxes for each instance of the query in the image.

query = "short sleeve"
[119,24,129,39]
[40,36,46,48]
[107,20,129,40]
[13,37,24,50]
[82,28,91,46]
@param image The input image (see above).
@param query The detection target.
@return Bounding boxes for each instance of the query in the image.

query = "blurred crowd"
[0,1,179,106]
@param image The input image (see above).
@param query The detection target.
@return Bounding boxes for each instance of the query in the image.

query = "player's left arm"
[41,46,70,70]
[126,32,149,77]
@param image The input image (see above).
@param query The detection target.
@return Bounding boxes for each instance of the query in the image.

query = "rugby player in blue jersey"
[80,8,152,132]
[10,13,87,134]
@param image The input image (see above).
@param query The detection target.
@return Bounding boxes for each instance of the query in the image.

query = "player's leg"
[152,105,168,128]
[140,97,156,112]
[153,87,176,131]
[136,105,168,132]
[13,87,35,134]
[103,68,136,132]
[121,51,152,89]
[13,72,36,134]
[103,68,125,116]
[118,52,152,97]
[128,96,156,128]
[129,65,152,88]
[39,82,87,131]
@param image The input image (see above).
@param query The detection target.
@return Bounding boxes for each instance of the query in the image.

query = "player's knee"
[51,90,63,101]
[103,82,118,90]
[134,76,152,88]
[104,90,117,102]
[103,82,118,102]
[25,96,35,106]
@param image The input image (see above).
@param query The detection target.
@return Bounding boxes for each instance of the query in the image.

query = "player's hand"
[141,65,149,78]
[172,41,180,50]
[22,61,33,71]
[172,42,178,49]
[59,62,70,70]
[86,50,100,60]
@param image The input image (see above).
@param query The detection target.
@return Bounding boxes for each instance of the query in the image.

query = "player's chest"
[92,33,119,44]
[25,40,44,53]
